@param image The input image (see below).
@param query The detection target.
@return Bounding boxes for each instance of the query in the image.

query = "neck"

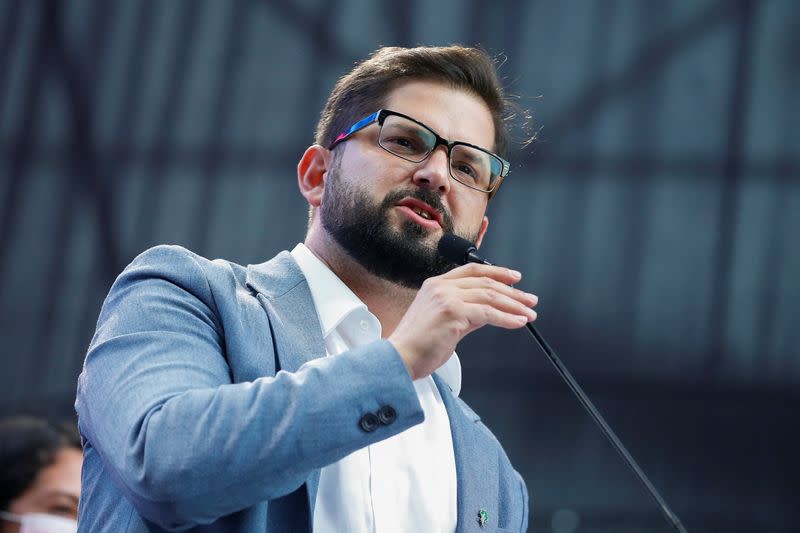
[304,231,416,337]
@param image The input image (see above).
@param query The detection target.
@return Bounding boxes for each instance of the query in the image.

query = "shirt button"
[359,319,369,331]
[359,412,380,433]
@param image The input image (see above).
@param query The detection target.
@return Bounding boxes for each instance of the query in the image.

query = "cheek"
[452,214,486,243]
[452,196,487,226]
[8,491,38,515]
[339,144,382,175]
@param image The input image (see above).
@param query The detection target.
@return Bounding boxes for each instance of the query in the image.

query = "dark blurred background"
[1,0,798,531]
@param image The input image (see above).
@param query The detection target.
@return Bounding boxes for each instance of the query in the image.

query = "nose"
[411,145,451,194]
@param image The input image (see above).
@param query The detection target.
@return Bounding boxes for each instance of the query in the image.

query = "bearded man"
[76,45,538,533]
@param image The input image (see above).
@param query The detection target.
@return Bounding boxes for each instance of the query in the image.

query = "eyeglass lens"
[378,114,499,191]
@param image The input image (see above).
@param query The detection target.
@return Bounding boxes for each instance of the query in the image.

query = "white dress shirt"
[290,244,459,533]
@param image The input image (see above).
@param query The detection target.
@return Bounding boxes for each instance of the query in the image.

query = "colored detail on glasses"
[330,111,382,146]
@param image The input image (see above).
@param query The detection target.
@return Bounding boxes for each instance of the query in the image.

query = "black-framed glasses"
[328,109,509,196]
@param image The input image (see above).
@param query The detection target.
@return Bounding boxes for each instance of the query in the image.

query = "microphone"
[438,233,494,266]
[437,234,688,533]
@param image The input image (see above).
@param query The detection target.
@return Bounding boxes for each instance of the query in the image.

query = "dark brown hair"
[315,45,513,158]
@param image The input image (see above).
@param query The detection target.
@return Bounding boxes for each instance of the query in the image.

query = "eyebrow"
[39,490,80,505]
[455,149,485,164]
[387,121,426,137]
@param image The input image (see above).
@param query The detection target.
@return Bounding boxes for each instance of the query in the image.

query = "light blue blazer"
[75,245,529,532]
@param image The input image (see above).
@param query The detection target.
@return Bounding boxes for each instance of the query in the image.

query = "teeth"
[412,207,432,220]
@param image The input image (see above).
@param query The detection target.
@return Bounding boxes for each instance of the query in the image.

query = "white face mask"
[0,511,78,533]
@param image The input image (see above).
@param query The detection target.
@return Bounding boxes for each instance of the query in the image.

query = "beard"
[320,169,482,289]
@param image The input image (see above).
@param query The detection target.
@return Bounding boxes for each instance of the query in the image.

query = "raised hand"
[389,263,538,381]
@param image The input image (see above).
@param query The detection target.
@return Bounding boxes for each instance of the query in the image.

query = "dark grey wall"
[1,1,797,531]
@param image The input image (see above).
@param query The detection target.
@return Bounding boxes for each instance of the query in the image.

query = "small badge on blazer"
[478,509,489,528]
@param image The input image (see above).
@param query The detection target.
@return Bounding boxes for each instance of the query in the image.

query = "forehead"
[34,448,82,490]
[382,80,496,151]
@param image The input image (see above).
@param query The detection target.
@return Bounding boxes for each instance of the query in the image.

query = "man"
[76,45,538,532]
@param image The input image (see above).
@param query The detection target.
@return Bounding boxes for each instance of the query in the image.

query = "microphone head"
[437,233,479,266]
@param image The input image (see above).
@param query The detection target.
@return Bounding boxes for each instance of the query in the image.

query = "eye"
[386,135,412,148]
[450,153,484,183]
[453,161,478,179]
[47,504,77,517]
[382,134,427,155]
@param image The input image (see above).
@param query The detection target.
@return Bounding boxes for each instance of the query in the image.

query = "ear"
[474,216,489,248]
[297,144,331,208]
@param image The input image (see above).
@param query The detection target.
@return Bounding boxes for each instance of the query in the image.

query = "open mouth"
[395,198,443,227]
[410,205,434,220]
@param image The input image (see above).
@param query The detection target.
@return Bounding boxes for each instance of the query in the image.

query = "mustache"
[381,188,454,233]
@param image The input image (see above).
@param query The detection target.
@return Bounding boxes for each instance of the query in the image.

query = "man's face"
[319,80,495,288]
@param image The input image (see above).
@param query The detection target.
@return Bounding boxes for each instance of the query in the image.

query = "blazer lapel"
[245,251,324,509]
[433,374,500,532]
[245,251,326,373]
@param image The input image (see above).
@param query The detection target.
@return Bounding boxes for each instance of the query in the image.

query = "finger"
[459,288,538,321]
[439,262,522,285]
[451,276,538,307]
[461,302,536,331]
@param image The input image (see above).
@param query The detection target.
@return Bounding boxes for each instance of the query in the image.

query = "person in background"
[0,416,81,533]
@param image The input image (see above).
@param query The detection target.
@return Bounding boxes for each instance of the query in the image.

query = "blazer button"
[377,405,397,425]
[359,412,380,433]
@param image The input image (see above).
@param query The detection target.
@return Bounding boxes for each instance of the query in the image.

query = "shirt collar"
[290,243,461,396]
[291,243,368,338]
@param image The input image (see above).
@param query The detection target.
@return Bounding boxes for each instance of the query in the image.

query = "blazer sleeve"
[75,246,424,530]
[518,470,530,532]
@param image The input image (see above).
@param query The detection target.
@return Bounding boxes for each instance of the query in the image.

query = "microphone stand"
[524,322,687,533]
